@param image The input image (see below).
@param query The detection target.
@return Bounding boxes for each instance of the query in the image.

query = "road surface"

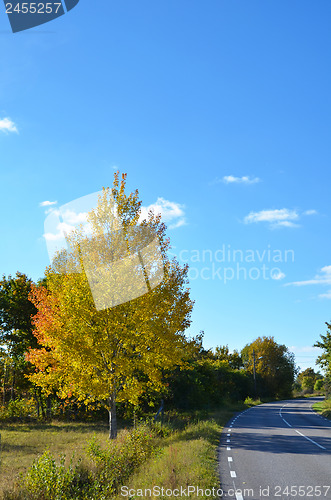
[218,398,331,500]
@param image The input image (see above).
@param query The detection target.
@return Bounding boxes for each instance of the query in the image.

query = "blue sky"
[1,0,331,371]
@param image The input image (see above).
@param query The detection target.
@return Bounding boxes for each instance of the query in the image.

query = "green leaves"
[0,272,38,357]
[314,322,331,375]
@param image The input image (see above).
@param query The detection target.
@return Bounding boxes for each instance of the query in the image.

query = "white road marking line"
[227,433,230,436]
[227,446,231,450]
[279,402,326,449]
[230,471,236,477]
[279,404,292,427]
[295,429,326,450]
[282,417,292,427]
[235,493,244,500]
[226,439,230,443]
[228,457,233,462]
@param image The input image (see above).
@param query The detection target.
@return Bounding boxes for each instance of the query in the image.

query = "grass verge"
[112,402,251,500]
[312,399,331,419]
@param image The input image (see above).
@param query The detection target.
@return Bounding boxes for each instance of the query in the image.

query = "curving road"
[218,398,331,500]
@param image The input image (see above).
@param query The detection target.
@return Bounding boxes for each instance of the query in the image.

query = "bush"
[244,396,261,406]
[314,379,324,391]
[86,425,157,496]
[0,398,36,421]
[3,451,93,500]
[25,451,92,499]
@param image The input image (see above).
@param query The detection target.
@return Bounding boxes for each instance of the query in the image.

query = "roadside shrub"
[86,425,157,496]
[244,396,261,406]
[3,450,93,500]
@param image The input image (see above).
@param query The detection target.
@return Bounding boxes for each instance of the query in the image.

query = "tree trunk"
[39,388,46,419]
[46,395,52,420]
[10,366,15,401]
[108,394,117,439]
[34,388,40,418]
[2,361,6,405]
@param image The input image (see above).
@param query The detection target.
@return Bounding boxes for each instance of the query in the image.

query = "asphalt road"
[218,398,331,500]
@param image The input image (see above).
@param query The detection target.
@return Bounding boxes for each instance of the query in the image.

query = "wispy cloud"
[286,265,331,287]
[244,208,300,228]
[319,290,331,299]
[289,345,322,354]
[303,209,318,216]
[289,345,323,368]
[244,208,318,229]
[40,200,58,207]
[0,117,18,134]
[139,197,186,229]
[271,270,286,280]
[222,175,261,185]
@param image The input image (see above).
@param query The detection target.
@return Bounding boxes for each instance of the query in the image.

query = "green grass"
[312,399,331,419]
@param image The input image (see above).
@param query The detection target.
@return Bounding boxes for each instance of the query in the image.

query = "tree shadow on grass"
[0,442,36,453]
[0,421,109,434]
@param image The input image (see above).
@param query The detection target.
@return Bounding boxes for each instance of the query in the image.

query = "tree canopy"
[241,336,296,398]
[27,173,194,438]
[0,272,38,357]
[314,322,331,374]
[314,322,331,397]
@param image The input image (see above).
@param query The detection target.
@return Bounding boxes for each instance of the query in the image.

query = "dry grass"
[0,421,108,498]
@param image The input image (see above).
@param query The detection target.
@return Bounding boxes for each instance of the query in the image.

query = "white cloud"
[139,197,186,229]
[222,175,261,184]
[286,265,331,287]
[169,218,187,230]
[0,117,18,134]
[289,345,322,354]
[44,194,186,255]
[304,209,318,216]
[43,209,89,242]
[244,208,300,228]
[244,208,318,229]
[271,270,286,280]
[276,220,299,228]
[61,209,88,225]
[319,290,331,299]
[40,200,58,207]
